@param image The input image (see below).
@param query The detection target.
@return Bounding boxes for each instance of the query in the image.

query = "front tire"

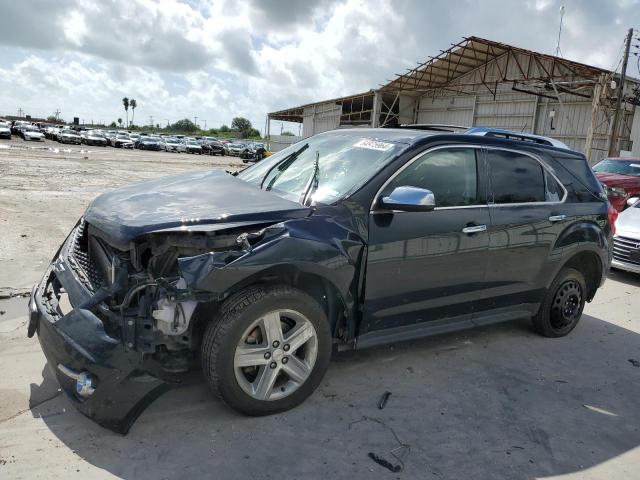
[532,267,586,337]
[201,285,331,415]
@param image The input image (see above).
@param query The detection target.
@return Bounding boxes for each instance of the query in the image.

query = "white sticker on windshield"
[353,139,394,151]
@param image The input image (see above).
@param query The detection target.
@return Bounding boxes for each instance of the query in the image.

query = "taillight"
[607,203,618,236]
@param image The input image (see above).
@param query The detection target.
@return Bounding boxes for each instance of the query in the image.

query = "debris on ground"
[629,359,640,368]
[378,391,392,410]
[368,452,401,473]
[0,287,31,299]
[349,416,411,472]
[0,310,5,315]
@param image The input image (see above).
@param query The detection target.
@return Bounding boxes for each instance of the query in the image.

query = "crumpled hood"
[84,170,311,245]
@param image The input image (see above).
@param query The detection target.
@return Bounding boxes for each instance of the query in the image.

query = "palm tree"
[117,118,123,128]
[129,99,137,127]
[122,97,129,127]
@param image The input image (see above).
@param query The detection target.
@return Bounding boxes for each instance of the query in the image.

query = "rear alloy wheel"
[532,267,586,337]
[201,285,331,415]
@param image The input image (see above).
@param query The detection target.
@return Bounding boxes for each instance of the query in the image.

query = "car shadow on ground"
[29,313,640,479]
[609,268,640,287]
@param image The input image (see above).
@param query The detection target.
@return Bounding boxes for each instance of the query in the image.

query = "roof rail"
[383,123,470,133]
[464,127,569,149]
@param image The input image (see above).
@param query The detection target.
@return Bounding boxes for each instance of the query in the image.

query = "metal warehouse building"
[267,36,640,164]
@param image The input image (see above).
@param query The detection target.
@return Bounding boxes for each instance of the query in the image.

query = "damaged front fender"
[178,215,365,336]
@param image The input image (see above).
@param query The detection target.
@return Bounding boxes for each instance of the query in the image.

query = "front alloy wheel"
[201,285,331,415]
[234,309,318,401]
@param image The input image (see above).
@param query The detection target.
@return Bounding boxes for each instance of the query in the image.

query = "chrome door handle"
[549,215,567,222]
[462,224,487,234]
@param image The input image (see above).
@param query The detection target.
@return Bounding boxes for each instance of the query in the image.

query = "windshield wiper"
[302,151,320,206]
[261,143,309,190]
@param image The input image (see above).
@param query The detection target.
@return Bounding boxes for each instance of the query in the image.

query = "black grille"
[68,222,105,291]
[613,235,640,265]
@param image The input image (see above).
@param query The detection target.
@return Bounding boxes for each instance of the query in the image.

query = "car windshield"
[61,129,75,134]
[237,132,404,204]
[141,136,154,141]
[593,159,640,177]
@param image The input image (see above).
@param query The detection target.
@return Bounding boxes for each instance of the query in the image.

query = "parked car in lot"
[28,127,613,434]
[82,131,108,147]
[227,142,246,156]
[0,121,11,139]
[202,140,227,156]
[11,120,30,135]
[162,137,183,152]
[592,157,640,212]
[58,129,82,145]
[184,140,203,154]
[135,136,163,151]
[241,142,267,163]
[611,196,640,274]
[113,134,134,149]
[20,125,45,142]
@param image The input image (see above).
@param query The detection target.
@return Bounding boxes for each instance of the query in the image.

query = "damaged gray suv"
[28,127,613,433]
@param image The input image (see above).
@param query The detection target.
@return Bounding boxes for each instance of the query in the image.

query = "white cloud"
[0,0,638,132]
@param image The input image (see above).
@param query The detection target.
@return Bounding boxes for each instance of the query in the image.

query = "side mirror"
[379,186,436,212]
[627,197,640,207]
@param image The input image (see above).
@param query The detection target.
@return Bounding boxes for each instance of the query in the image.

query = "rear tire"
[532,267,586,337]
[201,285,331,415]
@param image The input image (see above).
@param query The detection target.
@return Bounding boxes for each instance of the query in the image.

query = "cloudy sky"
[0,0,638,133]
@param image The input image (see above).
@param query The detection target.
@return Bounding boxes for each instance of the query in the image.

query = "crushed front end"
[28,219,218,433]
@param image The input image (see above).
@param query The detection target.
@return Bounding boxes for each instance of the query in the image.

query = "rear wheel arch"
[559,250,603,301]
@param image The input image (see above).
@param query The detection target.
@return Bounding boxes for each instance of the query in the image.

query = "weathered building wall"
[412,51,635,163]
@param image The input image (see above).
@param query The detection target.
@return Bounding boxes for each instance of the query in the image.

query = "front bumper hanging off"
[27,230,173,434]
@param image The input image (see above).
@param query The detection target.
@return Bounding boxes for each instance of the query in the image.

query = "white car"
[58,129,82,144]
[162,138,183,152]
[21,126,45,141]
[0,122,11,139]
[112,134,134,148]
[612,197,640,274]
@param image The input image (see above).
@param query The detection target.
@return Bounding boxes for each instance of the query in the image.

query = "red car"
[593,157,640,211]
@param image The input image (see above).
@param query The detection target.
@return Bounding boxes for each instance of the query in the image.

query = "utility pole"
[17,108,23,117]
[608,27,633,157]
[165,119,169,128]
[149,115,154,127]
[54,108,61,121]
[203,119,207,130]
[194,116,198,128]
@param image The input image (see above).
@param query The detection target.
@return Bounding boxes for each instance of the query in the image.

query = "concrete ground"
[1,136,640,479]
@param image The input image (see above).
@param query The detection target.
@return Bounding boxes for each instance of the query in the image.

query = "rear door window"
[488,150,561,204]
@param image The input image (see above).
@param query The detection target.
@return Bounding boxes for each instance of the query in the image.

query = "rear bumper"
[28,230,172,434]
[612,258,640,274]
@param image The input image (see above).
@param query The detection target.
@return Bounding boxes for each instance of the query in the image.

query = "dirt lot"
[0,137,243,290]
[1,137,640,479]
